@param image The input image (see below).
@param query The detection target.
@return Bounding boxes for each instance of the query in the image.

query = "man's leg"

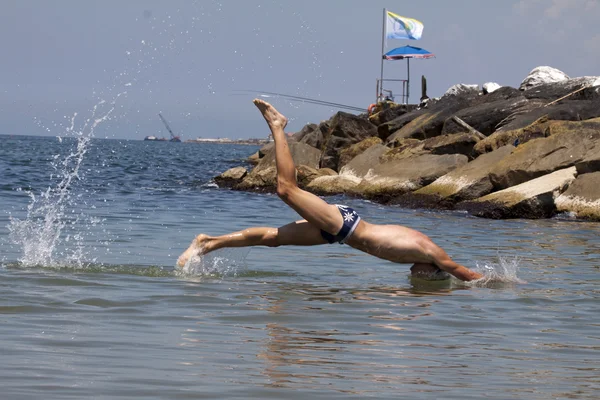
[253,99,343,235]
[177,220,327,266]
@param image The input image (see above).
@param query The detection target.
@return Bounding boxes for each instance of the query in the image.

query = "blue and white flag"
[386,11,424,40]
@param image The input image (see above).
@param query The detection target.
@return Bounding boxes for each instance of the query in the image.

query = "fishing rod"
[258,95,367,113]
[233,90,367,113]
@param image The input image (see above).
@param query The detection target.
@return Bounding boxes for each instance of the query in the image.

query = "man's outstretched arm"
[434,254,483,281]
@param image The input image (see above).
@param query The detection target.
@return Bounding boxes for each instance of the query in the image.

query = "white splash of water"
[8,94,125,267]
[469,255,527,287]
[176,248,250,279]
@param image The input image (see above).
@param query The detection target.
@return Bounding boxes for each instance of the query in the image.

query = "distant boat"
[143,135,167,141]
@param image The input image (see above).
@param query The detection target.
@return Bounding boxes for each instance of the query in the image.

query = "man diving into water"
[178,99,483,282]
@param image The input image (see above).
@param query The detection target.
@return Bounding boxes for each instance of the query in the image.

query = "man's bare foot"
[253,99,288,130]
[177,234,210,267]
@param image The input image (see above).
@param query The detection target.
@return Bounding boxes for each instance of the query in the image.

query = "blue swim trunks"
[320,205,361,244]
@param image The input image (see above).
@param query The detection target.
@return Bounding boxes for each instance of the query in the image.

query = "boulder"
[459,167,577,219]
[236,166,277,191]
[319,111,378,171]
[368,104,414,127]
[353,153,468,201]
[423,132,481,159]
[214,167,248,188]
[413,145,515,202]
[387,132,481,161]
[378,109,426,141]
[442,95,530,137]
[494,98,600,134]
[247,151,260,164]
[296,165,337,188]
[488,118,600,189]
[443,84,480,97]
[237,142,321,191]
[555,172,600,220]
[519,66,569,90]
[381,139,425,162]
[258,142,274,158]
[483,82,502,94]
[522,76,600,101]
[306,174,362,195]
[474,115,551,155]
[291,123,318,142]
[384,89,483,143]
[297,121,330,149]
[338,137,383,170]
[340,143,389,178]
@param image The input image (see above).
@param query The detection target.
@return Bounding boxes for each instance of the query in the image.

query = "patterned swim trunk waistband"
[320,204,361,244]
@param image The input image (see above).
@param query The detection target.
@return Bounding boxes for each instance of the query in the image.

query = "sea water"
[0,135,599,399]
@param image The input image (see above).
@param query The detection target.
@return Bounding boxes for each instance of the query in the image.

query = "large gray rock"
[381,139,425,162]
[483,82,502,94]
[377,109,426,141]
[423,132,481,159]
[306,174,362,195]
[519,66,569,90]
[493,98,600,135]
[339,143,389,178]
[443,84,479,97]
[353,153,469,200]
[522,76,600,101]
[237,142,321,191]
[386,132,481,161]
[414,145,515,202]
[258,142,274,158]
[459,167,577,219]
[214,167,248,188]
[488,118,600,189]
[319,111,378,171]
[295,121,330,149]
[474,115,550,155]
[384,89,484,143]
[368,104,415,127]
[442,95,529,137]
[296,165,337,188]
[338,137,383,170]
[555,172,600,220]
[291,123,318,142]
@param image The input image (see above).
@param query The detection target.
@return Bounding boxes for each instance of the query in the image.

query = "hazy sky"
[1,0,599,140]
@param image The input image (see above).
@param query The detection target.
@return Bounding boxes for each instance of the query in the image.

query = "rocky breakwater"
[215,66,600,221]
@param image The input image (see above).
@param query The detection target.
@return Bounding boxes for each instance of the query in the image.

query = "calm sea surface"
[0,135,599,399]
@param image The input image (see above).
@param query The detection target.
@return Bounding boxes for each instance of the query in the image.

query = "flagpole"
[379,8,386,103]
[407,57,410,104]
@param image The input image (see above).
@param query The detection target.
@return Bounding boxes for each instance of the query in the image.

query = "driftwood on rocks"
[450,116,486,140]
